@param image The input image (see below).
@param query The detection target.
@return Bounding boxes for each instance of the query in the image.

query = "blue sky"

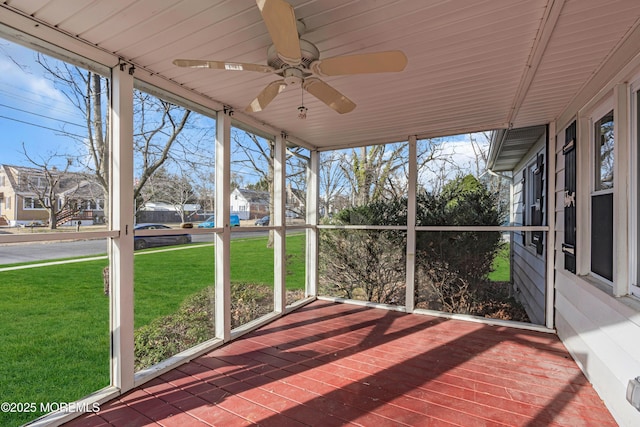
[0,39,86,168]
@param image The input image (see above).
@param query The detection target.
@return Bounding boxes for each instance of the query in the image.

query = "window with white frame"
[23,197,46,210]
[27,175,47,189]
[591,107,614,282]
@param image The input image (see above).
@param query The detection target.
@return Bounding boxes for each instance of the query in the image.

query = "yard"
[0,234,305,426]
[0,234,511,425]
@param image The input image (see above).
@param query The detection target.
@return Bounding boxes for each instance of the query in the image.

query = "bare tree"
[231,130,275,245]
[138,166,197,223]
[232,130,308,246]
[340,144,407,206]
[36,54,111,220]
[36,55,194,224]
[285,148,309,218]
[191,165,216,215]
[337,139,448,207]
[319,151,348,217]
[132,91,192,211]
[19,145,80,229]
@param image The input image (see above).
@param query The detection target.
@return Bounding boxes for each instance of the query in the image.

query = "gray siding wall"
[511,143,546,325]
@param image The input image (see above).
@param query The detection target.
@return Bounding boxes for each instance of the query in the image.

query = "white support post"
[406,136,417,313]
[614,83,629,296]
[273,132,287,312]
[215,109,231,341]
[545,122,557,329]
[306,150,319,297]
[110,62,135,391]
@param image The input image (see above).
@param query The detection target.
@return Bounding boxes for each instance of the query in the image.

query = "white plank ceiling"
[2,0,640,150]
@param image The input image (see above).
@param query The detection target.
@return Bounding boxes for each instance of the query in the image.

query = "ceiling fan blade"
[256,0,301,65]
[245,80,287,112]
[173,59,274,73]
[303,78,355,114]
[310,51,408,76]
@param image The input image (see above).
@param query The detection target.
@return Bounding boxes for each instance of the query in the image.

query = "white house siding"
[230,188,270,220]
[555,272,640,426]
[511,143,547,325]
[552,57,640,425]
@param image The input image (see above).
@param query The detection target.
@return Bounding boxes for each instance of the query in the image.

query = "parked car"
[133,223,192,250]
[197,214,240,228]
[254,215,270,226]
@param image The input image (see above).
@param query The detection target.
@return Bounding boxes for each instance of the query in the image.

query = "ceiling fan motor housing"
[267,39,319,70]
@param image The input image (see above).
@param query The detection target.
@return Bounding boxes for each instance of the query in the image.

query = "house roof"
[487,125,547,172]
[0,164,103,198]
[2,1,640,150]
[1,164,25,190]
[234,188,270,204]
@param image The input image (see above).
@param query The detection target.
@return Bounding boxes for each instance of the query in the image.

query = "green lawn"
[0,233,306,426]
[489,243,511,282]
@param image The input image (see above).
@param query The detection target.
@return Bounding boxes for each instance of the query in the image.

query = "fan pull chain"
[298,85,307,119]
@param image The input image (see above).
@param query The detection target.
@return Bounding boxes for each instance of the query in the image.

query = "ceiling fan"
[173,0,408,115]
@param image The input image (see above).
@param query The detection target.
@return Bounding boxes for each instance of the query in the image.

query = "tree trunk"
[49,210,57,230]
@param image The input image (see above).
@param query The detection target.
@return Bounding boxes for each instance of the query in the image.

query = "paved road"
[0,230,272,265]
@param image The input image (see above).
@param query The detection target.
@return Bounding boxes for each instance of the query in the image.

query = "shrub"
[416,175,501,283]
[134,284,305,370]
[230,282,273,328]
[134,287,215,370]
[319,198,407,304]
[415,259,473,313]
[320,174,514,318]
[319,229,406,304]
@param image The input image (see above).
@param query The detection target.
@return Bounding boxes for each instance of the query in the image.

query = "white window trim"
[630,75,640,298]
[585,96,616,285]
[23,196,48,210]
[590,101,615,196]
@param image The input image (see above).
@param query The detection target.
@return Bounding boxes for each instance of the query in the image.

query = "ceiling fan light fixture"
[298,105,308,119]
[298,84,307,119]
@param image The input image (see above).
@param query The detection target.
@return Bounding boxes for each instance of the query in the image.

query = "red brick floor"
[66,300,616,426]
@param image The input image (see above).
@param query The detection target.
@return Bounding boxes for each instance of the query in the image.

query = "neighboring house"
[0,164,105,227]
[230,186,306,220]
[230,188,269,220]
